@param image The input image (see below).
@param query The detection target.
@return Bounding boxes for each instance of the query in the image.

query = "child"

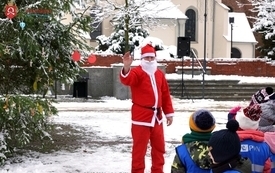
[171,109,216,173]
[249,87,273,106]
[208,120,252,173]
[235,104,271,173]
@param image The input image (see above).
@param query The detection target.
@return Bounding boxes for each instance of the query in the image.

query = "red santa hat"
[141,44,156,59]
[235,104,262,130]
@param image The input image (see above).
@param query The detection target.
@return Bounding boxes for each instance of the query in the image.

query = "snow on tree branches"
[0,0,93,165]
[90,0,180,53]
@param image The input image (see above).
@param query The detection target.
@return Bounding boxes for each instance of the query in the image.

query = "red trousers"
[131,122,165,173]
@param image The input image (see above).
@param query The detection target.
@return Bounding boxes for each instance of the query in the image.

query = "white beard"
[141,59,157,75]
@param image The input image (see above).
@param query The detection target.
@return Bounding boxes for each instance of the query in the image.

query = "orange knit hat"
[189,109,216,133]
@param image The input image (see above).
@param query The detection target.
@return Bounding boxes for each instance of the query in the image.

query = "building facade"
[222,0,262,57]
[70,0,257,59]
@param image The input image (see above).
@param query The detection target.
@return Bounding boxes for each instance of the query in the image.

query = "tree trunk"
[124,0,129,53]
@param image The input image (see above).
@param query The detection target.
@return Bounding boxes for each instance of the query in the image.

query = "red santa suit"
[120,44,174,173]
[120,66,174,125]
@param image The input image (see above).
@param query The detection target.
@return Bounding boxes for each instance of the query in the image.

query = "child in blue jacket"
[171,109,216,173]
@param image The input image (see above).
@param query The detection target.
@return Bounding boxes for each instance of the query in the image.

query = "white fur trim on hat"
[265,93,275,101]
[235,112,259,130]
[141,52,156,58]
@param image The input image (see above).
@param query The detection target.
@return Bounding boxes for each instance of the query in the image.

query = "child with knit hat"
[235,104,271,173]
[171,109,216,173]
[249,87,273,106]
[208,120,252,173]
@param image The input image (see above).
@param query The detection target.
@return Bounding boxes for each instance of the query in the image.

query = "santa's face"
[141,56,157,75]
[143,56,155,61]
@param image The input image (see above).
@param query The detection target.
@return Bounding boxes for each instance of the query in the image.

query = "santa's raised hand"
[122,51,133,74]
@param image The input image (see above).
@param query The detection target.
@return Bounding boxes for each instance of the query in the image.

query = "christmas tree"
[0,0,92,164]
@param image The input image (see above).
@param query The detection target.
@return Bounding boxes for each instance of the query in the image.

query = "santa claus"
[120,43,174,173]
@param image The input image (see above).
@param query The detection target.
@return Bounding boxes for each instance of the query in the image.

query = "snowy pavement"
[1,97,250,173]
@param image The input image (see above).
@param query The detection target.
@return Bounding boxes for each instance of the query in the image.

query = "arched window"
[90,22,102,40]
[232,48,241,58]
[90,6,102,40]
[185,9,196,41]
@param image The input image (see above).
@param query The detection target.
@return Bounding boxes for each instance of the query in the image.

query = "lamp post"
[202,0,207,99]
[229,17,234,58]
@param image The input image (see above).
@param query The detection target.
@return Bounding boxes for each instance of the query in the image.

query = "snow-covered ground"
[1,74,275,172]
[0,96,250,173]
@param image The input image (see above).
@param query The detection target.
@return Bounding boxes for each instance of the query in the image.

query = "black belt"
[148,107,161,111]
[134,103,160,110]
[134,103,161,116]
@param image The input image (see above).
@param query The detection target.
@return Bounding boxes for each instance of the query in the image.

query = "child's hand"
[229,106,241,114]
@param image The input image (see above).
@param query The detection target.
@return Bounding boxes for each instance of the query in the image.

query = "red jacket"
[120,65,174,126]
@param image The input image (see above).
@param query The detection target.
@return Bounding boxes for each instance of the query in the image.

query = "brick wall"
[83,55,275,77]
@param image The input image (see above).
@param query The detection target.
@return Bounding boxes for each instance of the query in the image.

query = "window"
[185,9,196,41]
[90,6,102,40]
[90,22,102,40]
[232,48,241,58]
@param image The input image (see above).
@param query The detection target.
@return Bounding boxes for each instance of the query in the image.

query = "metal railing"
[190,48,205,77]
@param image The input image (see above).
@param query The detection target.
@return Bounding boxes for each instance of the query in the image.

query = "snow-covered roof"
[217,2,230,10]
[140,1,187,19]
[224,12,257,43]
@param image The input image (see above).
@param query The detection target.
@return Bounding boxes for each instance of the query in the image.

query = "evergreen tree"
[257,34,275,59]
[96,24,149,54]
[251,0,275,59]
[91,0,177,53]
[0,0,92,164]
